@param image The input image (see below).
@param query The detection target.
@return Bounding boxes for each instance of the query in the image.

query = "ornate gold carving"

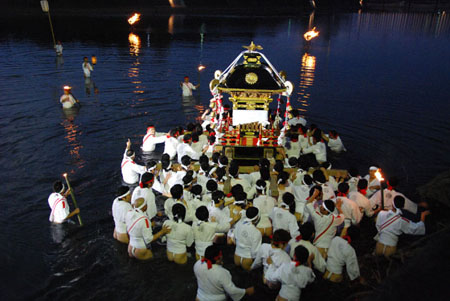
[243,41,263,51]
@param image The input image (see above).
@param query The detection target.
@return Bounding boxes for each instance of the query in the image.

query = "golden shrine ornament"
[245,72,258,85]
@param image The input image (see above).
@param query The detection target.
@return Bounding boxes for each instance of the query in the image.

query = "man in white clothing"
[55,41,63,56]
[141,125,166,152]
[60,86,79,109]
[324,226,361,283]
[302,131,327,164]
[121,139,146,185]
[269,245,315,301]
[306,189,344,258]
[287,109,307,127]
[375,196,429,258]
[82,56,93,78]
[131,172,158,221]
[288,222,326,273]
[233,207,262,271]
[323,130,346,153]
[369,176,418,214]
[349,179,379,218]
[181,76,199,97]
[163,128,180,160]
[126,197,171,260]
[48,181,80,224]
[112,186,132,244]
[194,245,254,301]
[177,134,198,163]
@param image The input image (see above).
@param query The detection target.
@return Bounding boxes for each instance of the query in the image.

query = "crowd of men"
[48,108,431,301]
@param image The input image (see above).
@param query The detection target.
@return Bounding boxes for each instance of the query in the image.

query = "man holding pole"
[48,180,80,224]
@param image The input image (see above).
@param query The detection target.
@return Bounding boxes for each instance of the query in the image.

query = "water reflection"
[128,33,141,56]
[297,52,316,115]
[84,77,99,96]
[61,109,85,173]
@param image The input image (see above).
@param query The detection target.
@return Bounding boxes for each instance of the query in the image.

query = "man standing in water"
[82,56,94,78]
[60,86,79,109]
[55,41,63,56]
[180,76,199,97]
[48,181,80,224]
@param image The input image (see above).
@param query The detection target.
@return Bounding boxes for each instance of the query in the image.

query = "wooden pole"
[47,11,56,48]
[63,173,83,226]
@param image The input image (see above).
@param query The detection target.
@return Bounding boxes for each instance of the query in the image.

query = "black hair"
[162,160,171,171]
[277,171,290,185]
[347,225,360,242]
[330,130,338,137]
[282,192,296,214]
[338,182,349,194]
[394,195,405,209]
[146,160,158,170]
[186,123,195,132]
[260,167,270,181]
[212,152,220,164]
[191,133,199,143]
[183,133,192,142]
[218,155,228,166]
[170,184,183,199]
[206,180,218,192]
[323,199,335,212]
[259,158,270,169]
[195,206,209,221]
[348,167,359,178]
[299,222,314,241]
[216,167,226,181]
[208,135,216,145]
[140,172,154,187]
[199,155,209,165]
[182,174,193,187]
[294,245,309,264]
[231,184,244,197]
[212,190,225,204]
[288,157,298,167]
[312,169,326,184]
[357,179,368,190]
[191,184,202,196]
[309,185,322,197]
[200,162,211,174]
[255,179,266,192]
[126,149,135,157]
[172,203,186,223]
[204,244,222,263]
[235,192,247,209]
[229,165,239,178]
[303,174,313,186]
[53,180,63,192]
[161,153,170,162]
[181,155,191,167]
[274,160,284,173]
[246,207,259,219]
[272,229,291,247]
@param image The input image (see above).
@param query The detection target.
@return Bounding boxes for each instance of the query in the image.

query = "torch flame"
[63,173,68,178]
[375,169,384,182]
[128,13,141,25]
[198,64,206,71]
[304,27,319,41]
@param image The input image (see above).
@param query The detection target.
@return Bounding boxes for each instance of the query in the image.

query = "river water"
[0,10,449,300]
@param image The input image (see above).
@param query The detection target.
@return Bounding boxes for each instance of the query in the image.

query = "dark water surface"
[0,10,449,300]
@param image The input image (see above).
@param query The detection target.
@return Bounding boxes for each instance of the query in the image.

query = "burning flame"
[304,27,319,41]
[375,169,384,182]
[198,64,206,71]
[63,173,68,177]
[128,13,141,25]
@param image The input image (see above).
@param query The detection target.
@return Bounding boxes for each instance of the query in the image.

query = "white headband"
[278,178,284,185]
[369,166,378,171]
[136,198,147,211]
[181,164,189,170]
[147,166,156,172]
[118,190,130,199]
[322,201,332,213]
[59,183,65,194]
[164,162,172,170]
[209,167,217,175]
[218,162,226,168]
[256,184,265,191]
[246,213,260,222]
[234,199,247,205]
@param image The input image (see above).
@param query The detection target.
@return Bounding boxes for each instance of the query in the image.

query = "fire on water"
[128,13,141,25]
[304,27,319,41]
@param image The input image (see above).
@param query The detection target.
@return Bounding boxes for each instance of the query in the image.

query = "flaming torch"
[198,64,206,87]
[303,27,319,41]
[375,169,385,210]
[128,13,141,26]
